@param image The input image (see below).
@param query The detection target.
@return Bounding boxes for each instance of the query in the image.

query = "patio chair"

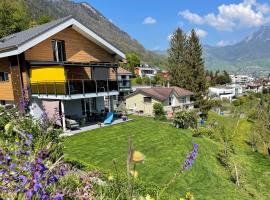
[65,118,80,130]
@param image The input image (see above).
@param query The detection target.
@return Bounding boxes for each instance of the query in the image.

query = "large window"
[168,97,172,106]
[52,40,66,62]
[0,72,9,81]
[180,97,187,103]
[143,97,152,103]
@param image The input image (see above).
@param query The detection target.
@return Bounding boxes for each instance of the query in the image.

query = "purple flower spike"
[182,142,199,171]
[19,175,27,187]
[26,189,33,200]
[54,193,64,200]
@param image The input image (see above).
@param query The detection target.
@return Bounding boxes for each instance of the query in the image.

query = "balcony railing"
[118,80,131,89]
[30,79,118,96]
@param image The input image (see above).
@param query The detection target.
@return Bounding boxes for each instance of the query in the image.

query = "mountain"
[24,0,167,66]
[204,26,270,71]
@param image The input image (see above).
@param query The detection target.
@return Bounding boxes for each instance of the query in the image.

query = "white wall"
[29,98,44,119]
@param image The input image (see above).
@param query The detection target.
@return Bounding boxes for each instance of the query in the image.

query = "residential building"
[117,67,132,101]
[0,16,125,131]
[208,85,243,101]
[125,87,193,116]
[134,66,158,79]
[246,83,263,93]
[230,74,254,84]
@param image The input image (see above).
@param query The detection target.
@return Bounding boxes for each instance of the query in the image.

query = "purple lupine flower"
[10,163,17,170]
[182,143,199,171]
[19,175,27,187]
[34,183,42,192]
[26,189,33,200]
[48,175,58,184]
[54,193,63,200]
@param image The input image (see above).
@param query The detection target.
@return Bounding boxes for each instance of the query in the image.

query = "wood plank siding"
[25,27,117,80]
[25,28,116,62]
[0,58,14,101]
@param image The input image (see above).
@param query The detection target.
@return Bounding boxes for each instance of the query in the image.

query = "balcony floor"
[32,91,119,100]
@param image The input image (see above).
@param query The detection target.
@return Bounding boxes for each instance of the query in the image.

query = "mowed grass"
[64,115,270,200]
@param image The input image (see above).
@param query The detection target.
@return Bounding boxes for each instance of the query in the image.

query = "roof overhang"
[0,18,126,60]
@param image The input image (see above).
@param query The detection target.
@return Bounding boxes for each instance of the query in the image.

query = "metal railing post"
[45,82,48,96]
[82,79,85,95]
[54,81,57,96]
[107,79,109,94]
[95,80,98,94]
[68,80,71,96]
[37,81,39,96]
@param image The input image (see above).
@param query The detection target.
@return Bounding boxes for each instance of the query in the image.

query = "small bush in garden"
[193,127,215,138]
[173,110,198,129]
[232,99,241,107]
[153,103,166,120]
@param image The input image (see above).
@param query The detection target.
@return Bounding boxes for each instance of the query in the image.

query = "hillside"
[24,0,167,66]
[204,26,270,71]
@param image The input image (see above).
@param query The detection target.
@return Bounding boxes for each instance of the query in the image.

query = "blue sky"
[75,0,270,50]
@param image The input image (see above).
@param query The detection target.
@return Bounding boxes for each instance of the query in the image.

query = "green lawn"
[64,115,270,199]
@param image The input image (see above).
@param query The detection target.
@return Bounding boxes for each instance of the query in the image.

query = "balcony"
[30,79,119,99]
[118,80,131,91]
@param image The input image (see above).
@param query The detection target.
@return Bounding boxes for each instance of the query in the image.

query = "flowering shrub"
[173,110,198,129]
[0,132,66,199]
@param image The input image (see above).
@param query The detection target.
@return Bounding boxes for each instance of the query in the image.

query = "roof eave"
[0,17,126,60]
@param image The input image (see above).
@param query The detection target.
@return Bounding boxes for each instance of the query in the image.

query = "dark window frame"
[143,96,152,103]
[0,72,9,82]
[52,39,66,62]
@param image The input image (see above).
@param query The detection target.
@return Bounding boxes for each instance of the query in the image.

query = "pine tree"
[186,29,206,95]
[168,28,190,88]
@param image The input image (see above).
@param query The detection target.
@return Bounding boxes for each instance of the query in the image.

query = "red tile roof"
[127,87,193,101]
[117,67,132,75]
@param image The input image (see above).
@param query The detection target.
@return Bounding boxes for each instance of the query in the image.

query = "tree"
[153,103,166,120]
[168,28,190,88]
[126,53,140,75]
[37,15,52,25]
[168,28,206,99]
[186,29,206,96]
[0,0,29,38]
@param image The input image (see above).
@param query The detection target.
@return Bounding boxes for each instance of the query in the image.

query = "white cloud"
[194,28,208,38]
[216,40,237,47]
[143,17,157,25]
[216,40,228,47]
[179,0,270,31]
[178,10,204,24]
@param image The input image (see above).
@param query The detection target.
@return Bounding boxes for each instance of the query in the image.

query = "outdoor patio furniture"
[65,118,80,130]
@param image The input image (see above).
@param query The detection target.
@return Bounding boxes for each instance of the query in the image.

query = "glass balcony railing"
[30,79,119,96]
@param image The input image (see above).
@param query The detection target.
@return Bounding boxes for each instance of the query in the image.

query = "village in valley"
[0,0,270,200]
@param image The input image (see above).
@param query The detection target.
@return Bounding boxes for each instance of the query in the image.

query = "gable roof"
[0,16,125,59]
[117,67,132,75]
[126,87,193,101]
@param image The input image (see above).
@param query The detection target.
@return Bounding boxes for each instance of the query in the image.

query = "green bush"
[233,99,241,107]
[193,127,215,138]
[153,103,166,120]
[173,110,198,129]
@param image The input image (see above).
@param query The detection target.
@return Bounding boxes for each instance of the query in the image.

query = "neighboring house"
[117,67,132,101]
[0,16,125,131]
[134,66,157,79]
[246,83,263,93]
[208,84,244,101]
[125,87,193,116]
[230,74,254,84]
[209,86,236,101]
